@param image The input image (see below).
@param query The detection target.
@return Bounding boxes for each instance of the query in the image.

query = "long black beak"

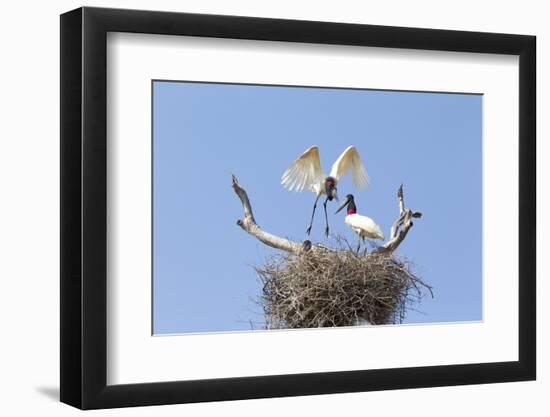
[335,196,350,214]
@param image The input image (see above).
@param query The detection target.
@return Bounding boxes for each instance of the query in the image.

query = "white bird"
[335,194,384,253]
[281,145,369,237]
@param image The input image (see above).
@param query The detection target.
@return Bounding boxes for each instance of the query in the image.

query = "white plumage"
[281,145,369,237]
[281,145,369,196]
[344,214,384,240]
[328,146,369,190]
[335,194,384,252]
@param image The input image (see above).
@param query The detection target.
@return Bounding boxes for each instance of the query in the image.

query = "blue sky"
[152,81,482,334]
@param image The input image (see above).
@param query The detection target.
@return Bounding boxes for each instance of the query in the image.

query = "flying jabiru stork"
[335,194,384,253]
[281,145,369,237]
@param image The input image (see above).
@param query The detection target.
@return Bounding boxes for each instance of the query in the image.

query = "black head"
[335,194,357,214]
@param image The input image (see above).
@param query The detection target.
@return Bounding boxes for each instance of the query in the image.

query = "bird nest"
[255,241,432,329]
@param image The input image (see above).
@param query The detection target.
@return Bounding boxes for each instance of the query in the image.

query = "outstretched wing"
[281,146,325,192]
[329,145,369,190]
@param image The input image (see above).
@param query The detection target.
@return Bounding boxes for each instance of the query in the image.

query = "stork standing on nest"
[281,145,369,237]
[335,194,384,253]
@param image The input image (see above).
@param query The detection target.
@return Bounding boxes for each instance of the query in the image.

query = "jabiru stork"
[281,145,369,237]
[335,194,384,253]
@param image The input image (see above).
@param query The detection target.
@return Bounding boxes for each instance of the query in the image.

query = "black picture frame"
[60,6,536,410]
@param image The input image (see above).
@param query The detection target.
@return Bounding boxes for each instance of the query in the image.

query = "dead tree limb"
[373,184,422,255]
[232,175,306,254]
[232,175,421,256]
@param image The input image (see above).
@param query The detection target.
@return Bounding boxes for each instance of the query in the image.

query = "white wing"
[346,214,384,240]
[281,146,325,192]
[329,146,369,189]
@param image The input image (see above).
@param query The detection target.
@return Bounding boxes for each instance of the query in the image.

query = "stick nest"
[256,241,432,329]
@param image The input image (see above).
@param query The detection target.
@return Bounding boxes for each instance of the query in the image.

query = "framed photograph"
[60,6,536,409]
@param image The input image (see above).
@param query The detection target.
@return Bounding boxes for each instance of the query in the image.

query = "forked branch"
[373,184,422,254]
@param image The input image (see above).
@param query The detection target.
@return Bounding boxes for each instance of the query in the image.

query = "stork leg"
[362,237,367,256]
[306,194,321,236]
[323,196,330,238]
[356,235,361,254]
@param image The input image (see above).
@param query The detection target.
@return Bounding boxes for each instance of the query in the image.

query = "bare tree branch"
[232,175,421,256]
[374,184,422,255]
[232,175,305,254]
